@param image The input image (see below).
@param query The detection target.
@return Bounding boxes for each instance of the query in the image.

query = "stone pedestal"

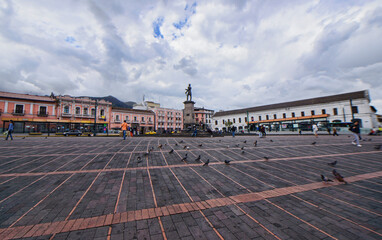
[183,101,195,129]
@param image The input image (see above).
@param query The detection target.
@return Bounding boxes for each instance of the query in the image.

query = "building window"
[311,110,315,116]
[301,111,305,117]
[244,117,247,122]
[215,120,218,125]
[292,112,295,117]
[134,116,137,121]
[64,106,70,114]
[283,113,286,118]
[322,109,326,114]
[75,107,80,115]
[333,108,338,115]
[266,115,269,120]
[233,118,236,123]
[39,106,47,114]
[15,104,24,114]
[352,106,358,114]
[223,120,225,124]
[83,108,88,115]
[239,118,241,123]
[141,117,145,122]
[126,116,129,121]
[116,115,120,121]
[251,116,254,121]
[259,116,261,121]
[91,108,95,116]
[273,114,277,119]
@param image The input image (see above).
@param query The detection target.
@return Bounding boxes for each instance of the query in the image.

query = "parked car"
[63,130,82,136]
[145,131,156,135]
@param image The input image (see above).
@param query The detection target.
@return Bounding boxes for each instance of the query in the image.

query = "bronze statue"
[185,84,192,101]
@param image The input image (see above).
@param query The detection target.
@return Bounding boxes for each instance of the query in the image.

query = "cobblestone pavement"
[0,135,381,240]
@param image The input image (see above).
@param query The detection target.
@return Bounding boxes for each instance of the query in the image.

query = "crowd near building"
[213,90,380,133]
[0,89,380,134]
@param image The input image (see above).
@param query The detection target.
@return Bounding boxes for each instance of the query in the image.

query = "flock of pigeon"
[138,137,381,185]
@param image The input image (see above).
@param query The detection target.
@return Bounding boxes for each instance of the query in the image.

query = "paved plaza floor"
[0,135,381,240]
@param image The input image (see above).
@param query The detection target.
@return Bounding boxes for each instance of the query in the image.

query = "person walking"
[312,123,318,138]
[5,120,14,140]
[349,121,361,147]
[333,127,339,136]
[231,126,236,137]
[121,120,128,140]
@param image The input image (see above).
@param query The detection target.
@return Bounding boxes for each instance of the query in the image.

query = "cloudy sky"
[1,0,382,113]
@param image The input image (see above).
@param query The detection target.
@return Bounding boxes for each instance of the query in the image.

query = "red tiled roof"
[0,91,54,102]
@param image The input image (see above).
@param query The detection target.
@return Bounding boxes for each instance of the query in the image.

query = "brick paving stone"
[0,136,381,239]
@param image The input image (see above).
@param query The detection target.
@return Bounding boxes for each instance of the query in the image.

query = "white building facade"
[213,90,379,132]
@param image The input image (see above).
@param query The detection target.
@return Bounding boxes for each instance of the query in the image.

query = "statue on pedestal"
[185,84,192,101]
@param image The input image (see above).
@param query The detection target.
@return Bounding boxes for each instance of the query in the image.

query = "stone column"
[183,101,195,129]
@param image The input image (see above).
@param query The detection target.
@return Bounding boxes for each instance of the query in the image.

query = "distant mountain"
[125,101,136,109]
[90,95,134,109]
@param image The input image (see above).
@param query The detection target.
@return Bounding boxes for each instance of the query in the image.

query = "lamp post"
[94,99,98,136]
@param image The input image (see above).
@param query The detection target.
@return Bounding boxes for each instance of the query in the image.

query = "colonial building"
[194,107,214,130]
[110,107,155,134]
[213,90,379,132]
[0,91,112,133]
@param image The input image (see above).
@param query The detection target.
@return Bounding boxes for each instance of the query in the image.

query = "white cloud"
[0,0,381,113]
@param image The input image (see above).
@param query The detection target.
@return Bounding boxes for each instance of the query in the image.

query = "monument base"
[183,101,195,130]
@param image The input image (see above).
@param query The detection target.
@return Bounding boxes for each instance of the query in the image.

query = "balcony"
[98,115,106,120]
[132,120,139,124]
[12,110,25,116]
[140,120,146,124]
[148,121,154,124]
[37,111,49,117]
[114,119,121,123]
[62,112,72,117]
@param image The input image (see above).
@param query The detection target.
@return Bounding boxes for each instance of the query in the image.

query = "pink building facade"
[110,107,155,134]
[153,107,183,133]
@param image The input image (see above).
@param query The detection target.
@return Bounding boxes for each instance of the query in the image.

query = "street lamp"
[94,99,98,136]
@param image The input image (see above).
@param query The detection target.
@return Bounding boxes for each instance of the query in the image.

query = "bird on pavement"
[374,144,381,150]
[327,160,337,167]
[311,142,316,145]
[241,146,244,150]
[137,156,142,163]
[243,140,247,143]
[175,143,178,146]
[321,174,333,182]
[263,156,269,161]
[45,137,48,139]
[198,144,203,147]
[270,140,273,142]
[179,140,184,143]
[332,169,348,184]
[169,149,174,154]
[203,159,209,166]
[254,140,257,147]
[183,145,188,149]
[195,155,201,161]
[22,137,25,139]
[241,150,245,154]
[158,144,162,149]
[181,154,188,162]
[224,160,231,165]
[236,144,240,147]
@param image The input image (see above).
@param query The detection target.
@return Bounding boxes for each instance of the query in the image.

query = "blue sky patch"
[153,17,164,39]
[65,36,76,43]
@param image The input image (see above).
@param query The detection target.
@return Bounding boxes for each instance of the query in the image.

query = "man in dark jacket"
[349,121,361,147]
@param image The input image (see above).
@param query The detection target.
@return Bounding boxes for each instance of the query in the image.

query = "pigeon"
[263,156,269,161]
[169,149,174,154]
[368,139,372,141]
[327,160,337,167]
[198,144,203,147]
[227,145,230,148]
[195,155,201,161]
[236,144,240,147]
[137,156,142,163]
[175,143,178,146]
[219,140,221,142]
[22,137,25,139]
[311,142,316,145]
[144,151,150,156]
[241,150,245,154]
[348,135,351,138]
[45,137,48,139]
[203,159,210,166]
[181,154,188,162]
[243,140,247,144]
[254,140,258,147]
[179,140,184,143]
[183,145,188,149]
[270,140,273,142]
[241,146,244,150]
[332,169,347,184]
[374,144,381,150]
[158,144,162,149]
[224,160,231,165]
[321,174,333,182]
